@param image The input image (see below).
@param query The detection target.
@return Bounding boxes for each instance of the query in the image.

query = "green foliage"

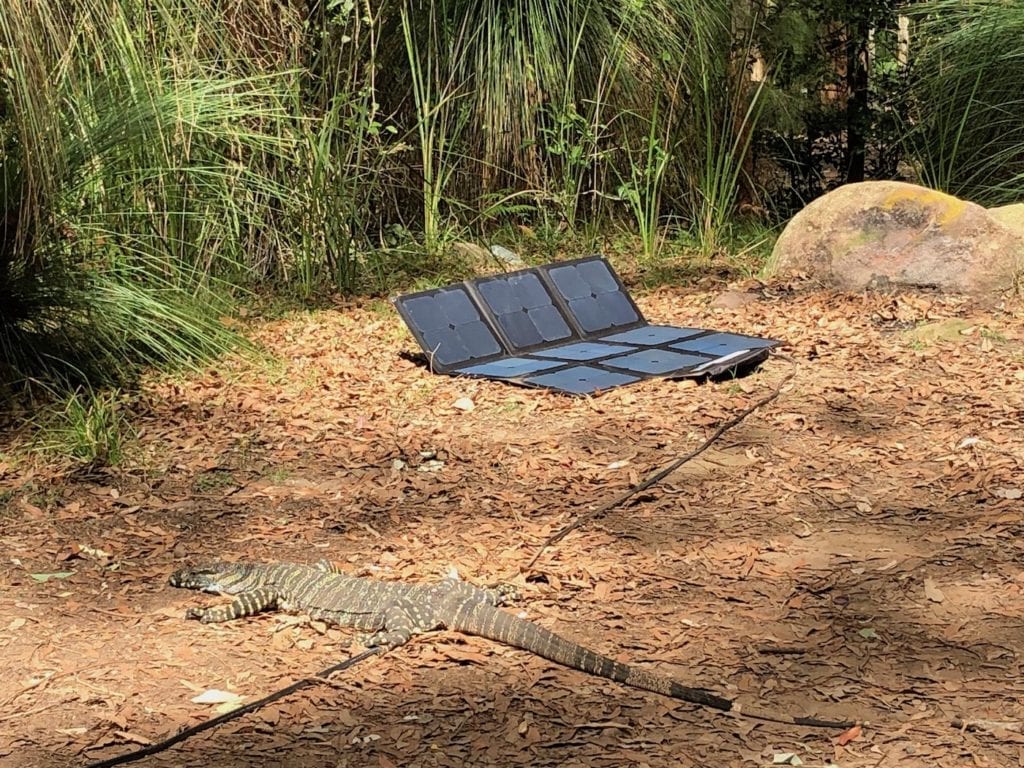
[752,0,905,214]
[615,105,672,262]
[0,0,282,385]
[905,0,1024,205]
[34,387,134,467]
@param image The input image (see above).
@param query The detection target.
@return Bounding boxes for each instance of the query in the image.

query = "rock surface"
[768,181,1024,296]
[989,202,1024,237]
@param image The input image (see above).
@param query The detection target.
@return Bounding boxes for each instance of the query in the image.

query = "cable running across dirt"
[83,647,382,768]
[526,364,796,570]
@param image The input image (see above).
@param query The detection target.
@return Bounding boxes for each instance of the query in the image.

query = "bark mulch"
[2,277,1023,768]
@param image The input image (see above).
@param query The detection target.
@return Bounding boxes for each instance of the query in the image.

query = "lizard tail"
[450,603,855,729]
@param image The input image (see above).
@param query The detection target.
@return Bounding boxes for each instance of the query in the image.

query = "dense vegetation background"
[1,0,1022,396]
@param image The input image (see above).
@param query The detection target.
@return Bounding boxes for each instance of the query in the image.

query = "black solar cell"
[458,357,565,377]
[524,365,640,395]
[396,288,503,369]
[671,332,775,357]
[602,348,711,375]
[476,272,573,349]
[600,325,704,346]
[531,341,635,361]
[545,258,643,333]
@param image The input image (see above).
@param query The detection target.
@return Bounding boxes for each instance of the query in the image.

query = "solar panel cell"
[600,325,704,345]
[603,349,710,375]
[671,332,775,357]
[421,320,502,366]
[524,365,640,395]
[576,258,620,293]
[532,341,635,361]
[458,357,564,377]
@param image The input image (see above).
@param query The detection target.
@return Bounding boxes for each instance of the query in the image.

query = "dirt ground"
[2,274,1023,768]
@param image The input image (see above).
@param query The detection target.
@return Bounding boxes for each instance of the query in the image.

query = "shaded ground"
[2,275,1023,767]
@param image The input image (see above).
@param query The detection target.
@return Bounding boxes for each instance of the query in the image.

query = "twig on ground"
[525,365,796,570]
[83,647,383,768]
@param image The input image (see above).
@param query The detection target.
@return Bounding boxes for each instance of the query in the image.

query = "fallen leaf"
[923,578,945,603]
[30,572,74,583]
[837,724,862,745]
[772,753,803,766]
[191,689,244,705]
[452,397,475,412]
[993,487,1022,500]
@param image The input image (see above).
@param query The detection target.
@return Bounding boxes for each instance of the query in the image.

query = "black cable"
[83,647,383,768]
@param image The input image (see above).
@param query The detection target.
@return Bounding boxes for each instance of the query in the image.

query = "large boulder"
[767,181,1024,296]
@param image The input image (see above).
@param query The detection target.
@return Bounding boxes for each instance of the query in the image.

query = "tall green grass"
[905,0,1024,205]
[0,0,286,383]
[0,0,400,386]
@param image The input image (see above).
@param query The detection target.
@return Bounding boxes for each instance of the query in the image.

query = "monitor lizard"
[169,560,857,729]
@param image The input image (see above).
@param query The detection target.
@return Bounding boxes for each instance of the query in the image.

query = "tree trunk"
[845,16,871,184]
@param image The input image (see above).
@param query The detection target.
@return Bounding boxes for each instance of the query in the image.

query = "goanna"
[169,560,857,729]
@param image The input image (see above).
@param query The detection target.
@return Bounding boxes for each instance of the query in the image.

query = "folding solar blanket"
[393,255,778,395]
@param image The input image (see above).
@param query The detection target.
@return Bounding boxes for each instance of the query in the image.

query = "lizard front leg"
[186,588,281,623]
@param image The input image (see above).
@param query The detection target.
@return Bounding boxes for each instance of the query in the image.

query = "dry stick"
[526,367,796,570]
[83,647,382,768]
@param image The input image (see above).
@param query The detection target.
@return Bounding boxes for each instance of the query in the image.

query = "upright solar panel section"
[393,286,504,371]
[393,255,780,395]
[473,271,574,351]
[543,257,644,334]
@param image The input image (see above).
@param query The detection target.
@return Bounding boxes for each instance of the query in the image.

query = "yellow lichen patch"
[881,186,966,227]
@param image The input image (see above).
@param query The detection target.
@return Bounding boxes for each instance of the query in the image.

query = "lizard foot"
[489,583,520,606]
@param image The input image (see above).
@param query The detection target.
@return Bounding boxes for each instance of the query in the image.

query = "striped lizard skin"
[169,560,855,729]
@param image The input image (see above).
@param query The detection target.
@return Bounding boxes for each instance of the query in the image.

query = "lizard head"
[169,562,251,593]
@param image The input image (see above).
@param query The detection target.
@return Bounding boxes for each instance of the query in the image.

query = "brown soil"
[2,277,1023,768]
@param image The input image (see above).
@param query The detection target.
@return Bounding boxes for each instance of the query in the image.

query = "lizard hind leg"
[487,583,520,606]
[360,601,423,650]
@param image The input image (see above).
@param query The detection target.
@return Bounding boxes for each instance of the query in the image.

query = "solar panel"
[524,365,641,395]
[531,341,636,361]
[602,348,711,375]
[393,256,779,395]
[474,272,573,350]
[671,331,776,357]
[394,288,503,370]
[544,257,643,333]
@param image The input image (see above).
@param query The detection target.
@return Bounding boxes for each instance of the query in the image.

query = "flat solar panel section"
[457,357,565,377]
[600,325,704,346]
[524,365,641,395]
[531,341,635,361]
[670,331,777,357]
[395,288,503,370]
[602,349,711,375]
[475,272,573,350]
[545,258,642,333]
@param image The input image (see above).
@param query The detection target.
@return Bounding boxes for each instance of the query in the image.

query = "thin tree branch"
[83,647,383,768]
[526,366,796,570]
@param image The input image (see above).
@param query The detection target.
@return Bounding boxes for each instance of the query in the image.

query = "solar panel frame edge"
[391,285,511,373]
[537,254,650,340]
